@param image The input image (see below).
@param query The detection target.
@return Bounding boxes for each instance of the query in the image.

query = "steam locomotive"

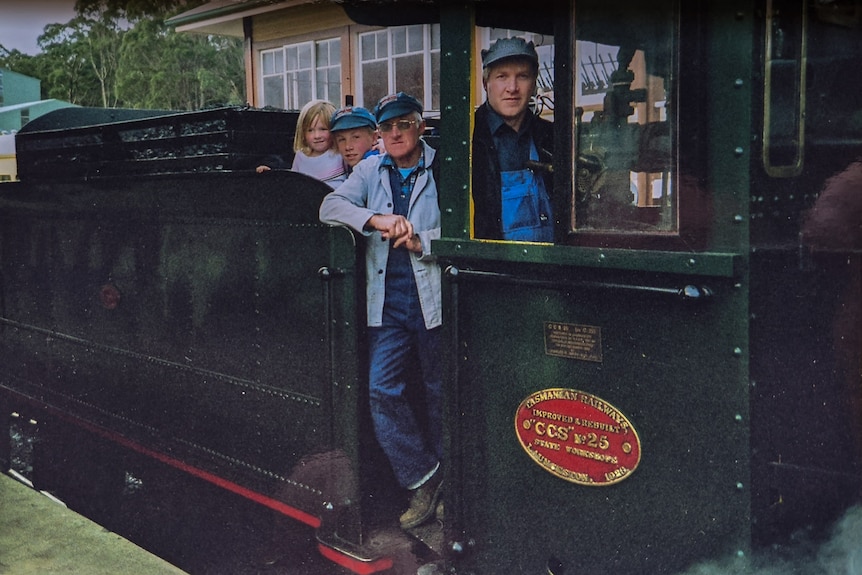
[1,1,860,574]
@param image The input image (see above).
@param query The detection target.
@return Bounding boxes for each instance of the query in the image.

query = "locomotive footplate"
[316,520,444,574]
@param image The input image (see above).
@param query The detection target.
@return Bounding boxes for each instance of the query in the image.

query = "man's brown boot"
[399,471,444,529]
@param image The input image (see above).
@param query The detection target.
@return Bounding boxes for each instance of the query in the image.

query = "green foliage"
[0,0,243,111]
[117,18,244,110]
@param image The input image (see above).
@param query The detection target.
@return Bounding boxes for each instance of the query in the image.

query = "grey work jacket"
[319,140,442,329]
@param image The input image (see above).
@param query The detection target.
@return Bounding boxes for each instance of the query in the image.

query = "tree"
[37,21,102,105]
[0,47,36,77]
[77,0,193,20]
[116,17,244,110]
[0,0,243,111]
[80,16,124,107]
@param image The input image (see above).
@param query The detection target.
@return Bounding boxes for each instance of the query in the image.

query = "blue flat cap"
[481,37,538,69]
[331,106,377,132]
[374,92,424,123]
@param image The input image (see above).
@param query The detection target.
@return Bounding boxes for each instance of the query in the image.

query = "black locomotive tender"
[0,105,404,572]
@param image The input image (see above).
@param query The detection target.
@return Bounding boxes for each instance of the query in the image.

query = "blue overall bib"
[500,142,553,242]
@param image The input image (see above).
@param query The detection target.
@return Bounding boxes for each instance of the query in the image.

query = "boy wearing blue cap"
[330,106,381,173]
[473,37,555,241]
[319,92,443,530]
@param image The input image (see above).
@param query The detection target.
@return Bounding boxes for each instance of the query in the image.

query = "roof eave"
[167,0,330,36]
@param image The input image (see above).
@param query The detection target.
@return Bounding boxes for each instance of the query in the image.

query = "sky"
[0,1,78,55]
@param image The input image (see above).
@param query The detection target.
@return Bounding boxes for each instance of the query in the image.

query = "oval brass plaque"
[514,388,641,486]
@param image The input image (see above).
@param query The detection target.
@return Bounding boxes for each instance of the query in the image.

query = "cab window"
[572,3,678,235]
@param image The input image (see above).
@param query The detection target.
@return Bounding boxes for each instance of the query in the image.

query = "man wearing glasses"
[319,92,443,530]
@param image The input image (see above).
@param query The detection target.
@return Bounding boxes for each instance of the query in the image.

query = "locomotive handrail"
[444,266,713,302]
[317,266,349,280]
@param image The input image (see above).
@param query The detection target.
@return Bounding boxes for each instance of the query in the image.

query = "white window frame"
[314,37,342,105]
[356,24,440,114]
[260,37,342,110]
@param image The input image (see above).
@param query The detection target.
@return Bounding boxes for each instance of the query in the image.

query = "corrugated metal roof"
[0,100,76,113]
[166,0,323,31]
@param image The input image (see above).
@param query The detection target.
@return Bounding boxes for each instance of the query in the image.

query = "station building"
[167,0,555,118]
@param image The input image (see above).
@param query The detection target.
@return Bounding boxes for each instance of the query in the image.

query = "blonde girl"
[290,99,347,188]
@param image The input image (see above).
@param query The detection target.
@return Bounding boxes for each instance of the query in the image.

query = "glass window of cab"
[472,3,681,244]
[573,4,678,237]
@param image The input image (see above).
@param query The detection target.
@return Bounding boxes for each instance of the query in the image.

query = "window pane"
[536,44,555,93]
[362,61,389,108]
[263,76,285,108]
[393,27,407,55]
[394,54,424,104]
[286,72,300,109]
[286,46,298,71]
[573,7,677,233]
[330,39,341,65]
[298,44,312,69]
[316,41,329,67]
[316,67,342,104]
[361,33,376,60]
[286,70,313,110]
[316,44,327,68]
[262,51,275,75]
[376,32,388,58]
[298,70,312,104]
[407,25,423,53]
[262,49,284,75]
[328,66,341,87]
[329,78,341,107]
[316,69,327,99]
[430,23,440,51]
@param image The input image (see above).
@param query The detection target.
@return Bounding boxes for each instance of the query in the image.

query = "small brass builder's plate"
[515,388,641,486]
[544,322,602,362]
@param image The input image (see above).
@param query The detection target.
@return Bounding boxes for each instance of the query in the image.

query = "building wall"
[0,69,40,107]
[253,4,351,42]
[0,133,17,181]
[0,100,76,133]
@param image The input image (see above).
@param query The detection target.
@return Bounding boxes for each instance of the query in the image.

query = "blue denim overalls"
[367,165,443,489]
[500,142,553,242]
